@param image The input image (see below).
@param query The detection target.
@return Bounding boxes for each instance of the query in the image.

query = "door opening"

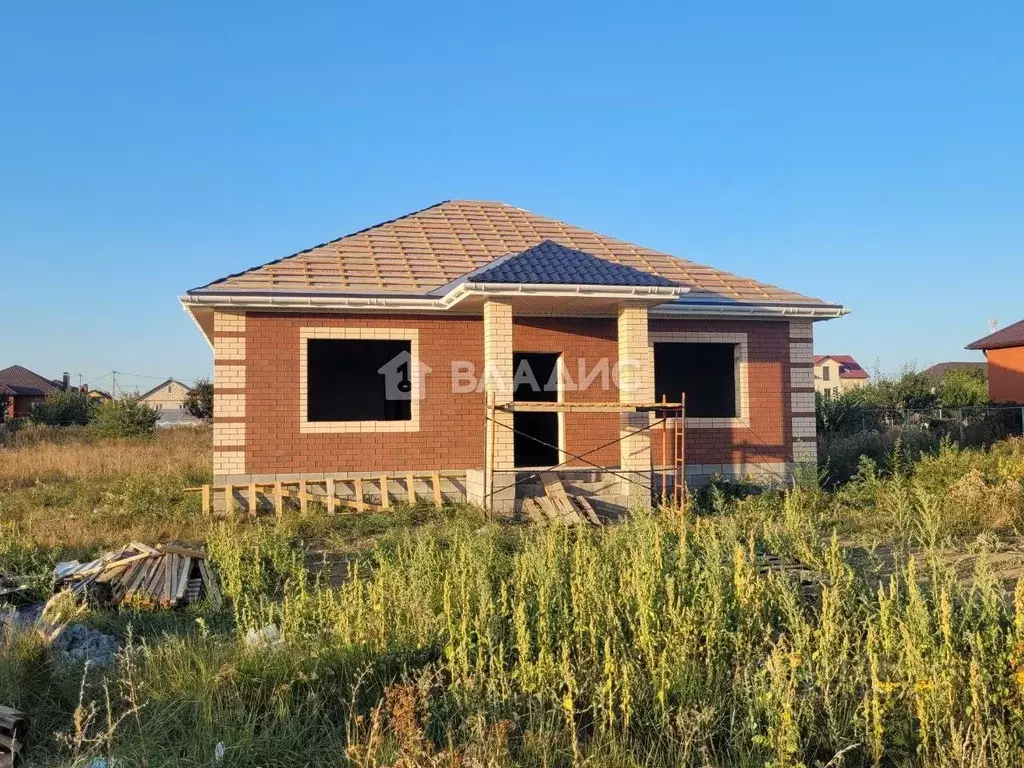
[512,352,560,467]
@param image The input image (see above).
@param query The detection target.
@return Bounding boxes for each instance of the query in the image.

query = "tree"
[31,390,94,426]
[89,397,159,438]
[937,367,988,408]
[183,379,214,420]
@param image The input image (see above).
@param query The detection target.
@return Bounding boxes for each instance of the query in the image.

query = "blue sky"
[2,1,1021,391]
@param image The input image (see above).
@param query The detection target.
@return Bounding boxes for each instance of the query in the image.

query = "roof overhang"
[180,283,846,344]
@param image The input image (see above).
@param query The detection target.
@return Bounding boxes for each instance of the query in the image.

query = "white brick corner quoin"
[298,327,422,434]
[788,320,817,467]
[213,310,247,477]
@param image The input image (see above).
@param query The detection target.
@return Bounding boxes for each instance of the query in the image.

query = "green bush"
[30,390,94,426]
[183,379,213,419]
[88,397,159,438]
[819,427,940,487]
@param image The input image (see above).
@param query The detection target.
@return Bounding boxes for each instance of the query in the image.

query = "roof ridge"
[189,200,453,293]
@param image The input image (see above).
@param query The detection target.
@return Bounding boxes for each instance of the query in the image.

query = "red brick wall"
[513,317,621,468]
[245,313,486,474]
[987,347,1024,405]
[649,319,792,466]
[237,313,793,475]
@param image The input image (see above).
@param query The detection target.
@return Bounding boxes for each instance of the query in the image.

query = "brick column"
[212,310,247,481]
[483,299,515,513]
[617,303,653,508]
[788,320,817,476]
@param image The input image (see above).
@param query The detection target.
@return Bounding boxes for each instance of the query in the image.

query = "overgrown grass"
[4,435,1024,766]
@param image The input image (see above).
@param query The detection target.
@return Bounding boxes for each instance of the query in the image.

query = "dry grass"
[0,425,210,487]
[0,426,213,551]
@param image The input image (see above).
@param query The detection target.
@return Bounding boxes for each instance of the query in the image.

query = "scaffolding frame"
[484,392,686,515]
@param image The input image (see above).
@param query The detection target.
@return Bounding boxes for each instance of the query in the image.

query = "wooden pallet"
[0,705,26,767]
[185,471,459,517]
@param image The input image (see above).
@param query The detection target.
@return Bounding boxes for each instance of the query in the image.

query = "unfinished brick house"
[180,201,847,512]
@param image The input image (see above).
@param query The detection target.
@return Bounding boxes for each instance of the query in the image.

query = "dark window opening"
[512,352,559,467]
[307,339,412,422]
[654,342,737,418]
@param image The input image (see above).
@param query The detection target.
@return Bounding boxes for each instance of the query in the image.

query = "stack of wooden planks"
[0,705,26,767]
[520,473,603,527]
[55,542,222,610]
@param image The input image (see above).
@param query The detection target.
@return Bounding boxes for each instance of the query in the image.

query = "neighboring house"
[813,355,869,399]
[137,378,201,426]
[966,320,1024,404]
[0,366,67,419]
[920,362,987,382]
[180,200,848,511]
[138,378,191,411]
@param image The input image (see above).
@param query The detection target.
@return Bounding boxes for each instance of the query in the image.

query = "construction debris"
[54,542,222,611]
[0,704,27,767]
[52,624,119,667]
[521,473,605,527]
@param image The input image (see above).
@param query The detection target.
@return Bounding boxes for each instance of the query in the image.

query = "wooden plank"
[169,554,179,605]
[161,555,173,606]
[521,498,547,526]
[406,473,416,505]
[336,497,384,513]
[498,401,682,413]
[571,495,603,526]
[115,558,147,599]
[432,471,442,508]
[354,477,363,507]
[536,496,569,524]
[326,478,337,514]
[274,481,284,519]
[160,544,207,559]
[174,556,192,602]
[554,496,583,524]
[130,541,159,555]
[248,482,258,516]
[123,557,154,602]
[196,559,223,610]
[299,480,308,515]
[379,475,390,510]
[201,484,211,516]
[540,472,568,499]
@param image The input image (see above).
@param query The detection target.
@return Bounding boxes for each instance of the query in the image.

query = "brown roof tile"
[966,320,1024,351]
[191,200,827,304]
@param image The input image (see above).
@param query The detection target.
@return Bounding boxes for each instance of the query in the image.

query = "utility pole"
[112,371,118,399]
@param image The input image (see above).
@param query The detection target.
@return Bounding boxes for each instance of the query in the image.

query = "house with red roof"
[966,320,1024,404]
[813,355,869,399]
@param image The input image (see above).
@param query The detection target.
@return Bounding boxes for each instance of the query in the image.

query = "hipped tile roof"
[191,200,827,305]
[0,365,61,397]
[966,320,1024,351]
[470,240,677,287]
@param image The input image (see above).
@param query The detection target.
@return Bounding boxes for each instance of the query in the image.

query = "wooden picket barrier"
[184,471,461,518]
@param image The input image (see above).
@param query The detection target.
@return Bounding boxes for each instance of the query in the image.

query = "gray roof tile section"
[471,240,677,287]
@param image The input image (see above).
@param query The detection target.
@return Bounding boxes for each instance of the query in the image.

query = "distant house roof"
[921,362,987,381]
[0,365,61,397]
[966,320,1024,351]
[138,378,191,401]
[813,355,870,380]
